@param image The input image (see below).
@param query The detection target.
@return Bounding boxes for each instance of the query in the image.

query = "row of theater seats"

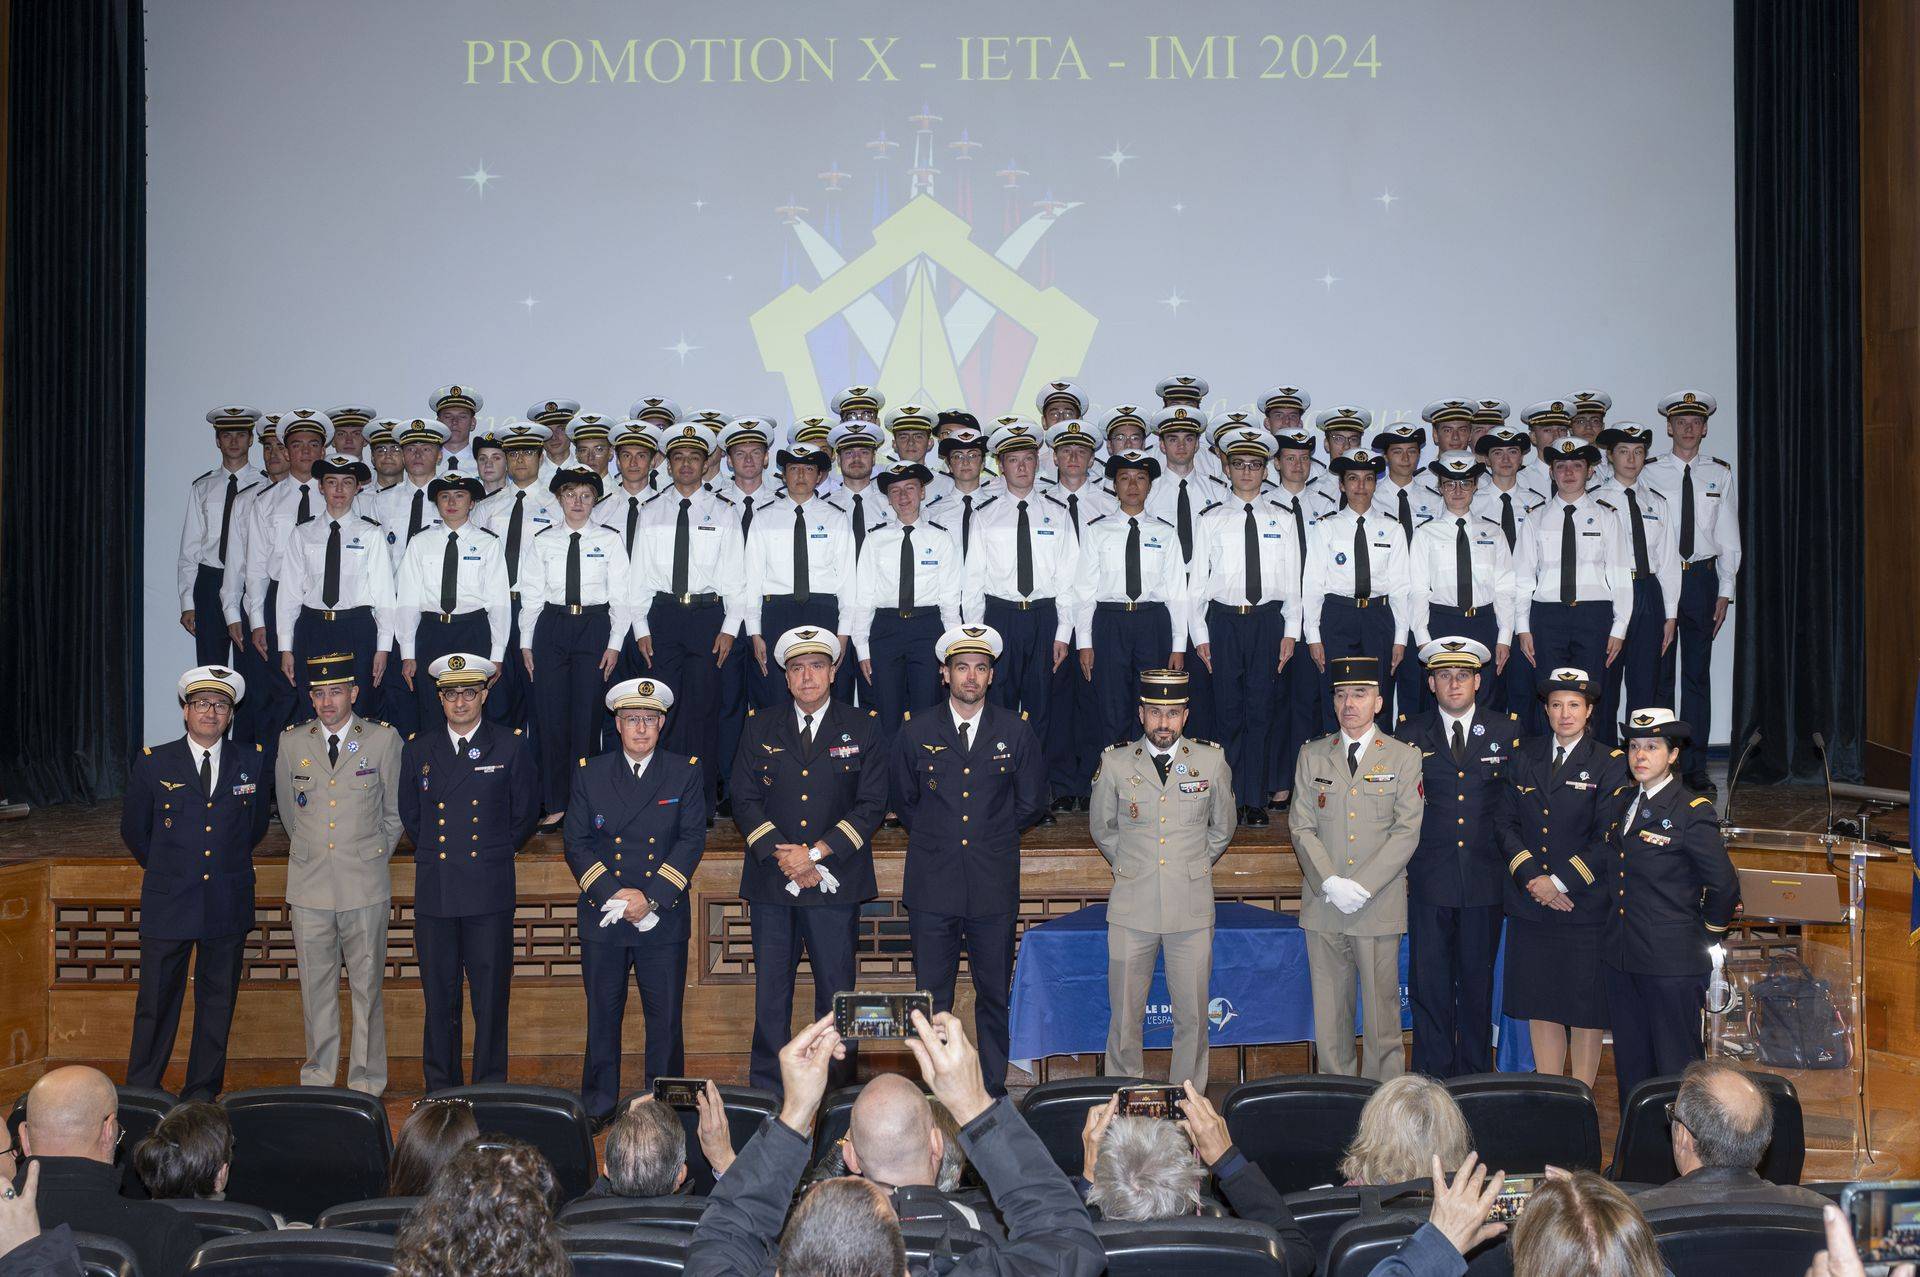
[43,1070,1825,1277]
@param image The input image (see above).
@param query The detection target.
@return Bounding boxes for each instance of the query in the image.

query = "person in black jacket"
[685,1010,1102,1277]
[731,627,887,1094]
[18,1068,198,1277]
[1602,707,1739,1102]
[123,666,273,1101]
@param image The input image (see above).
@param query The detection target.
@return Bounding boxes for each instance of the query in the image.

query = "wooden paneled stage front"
[3,785,1918,1177]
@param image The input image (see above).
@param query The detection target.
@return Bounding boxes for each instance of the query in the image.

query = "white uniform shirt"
[372,476,441,551]
[1514,492,1635,639]
[475,480,563,592]
[742,496,857,636]
[626,486,748,637]
[1408,511,1519,645]
[598,482,659,556]
[275,512,399,650]
[924,484,994,557]
[1187,494,1307,645]
[960,488,1081,639]
[1641,452,1740,600]
[219,472,279,625]
[242,475,324,630]
[1066,509,1189,649]
[1471,480,1545,555]
[1143,466,1210,569]
[519,520,633,649]
[1595,478,1682,621]
[178,462,262,611]
[848,515,963,654]
[393,522,512,659]
[1300,506,1414,644]
[1378,476,1443,543]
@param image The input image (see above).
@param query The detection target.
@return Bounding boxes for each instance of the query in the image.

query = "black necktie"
[792,505,810,602]
[328,733,340,768]
[218,473,239,563]
[1288,496,1307,564]
[899,525,916,609]
[961,494,975,555]
[441,531,460,615]
[456,736,468,757]
[800,713,814,751]
[323,520,342,607]
[1552,745,1567,776]
[1067,492,1080,535]
[632,761,643,781]
[1560,504,1578,604]
[1125,517,1142,600]
[1353,516,1371,599]
[506,491,526,586]
[409,489,425,539]
[200,749,213,797]
[1153,753,1170,785]
[1451,720,1467,764]
[566,532,582,606]
[297,483,312,525]
[1679,464,1696,560]
[958,719,971,752]
[626,495,640,553]
[1397,488,1414,540]
[1244,504,1262,604]
[1177,480,1193,561]
[852,494,867,551]
[741,496,755,541]
[1625,488,1651,576]
[1346,740,1360,776]
[1455,517,1474,609]
[1500,493,1517,550]
[672,498,692,595]
[1016,500,1033,597]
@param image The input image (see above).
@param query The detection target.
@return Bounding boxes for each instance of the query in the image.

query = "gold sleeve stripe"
[746,821,777,845]
[578,862,608,892]
[1509,850,1534,873]
[1705,921,1728,933]
[1568,855,1595,885]
[656,863,689,890]
[836,819,863,850]
[1690,796,1713,808]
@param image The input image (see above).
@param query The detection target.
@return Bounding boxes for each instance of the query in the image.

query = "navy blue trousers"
[127,931,247,1101]
[646,597,727,804]
[865,608,945,732]
[411,610,492,734]
[1603,577,1673,746]
[291,606,378,723]
[911,909,1017,1096]
[486,597,532,730]
[417,909,513,1092]
[236,582,290,777]
[1317,595,1398,730]
[580,930,689,1119]
[1527,601,1615,741]
[985,598,1065,799]
[1670,563,1719,778]
[532,606,612,813]
[1604,965,1706,1102]
[1206,601,1284,809]
[191,564,233,666]
[1271,632,1326,798]
[753,596,841,709]
[1089,603,1174,751]
[716,624,752,797]
[748,901,860,1094]
[1407,901,1503,1078]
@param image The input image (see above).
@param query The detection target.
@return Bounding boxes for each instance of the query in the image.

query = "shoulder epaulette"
[926,519,949,532]
[1190,737,1219,748]
[1103,741,1129,753]
[1087,513,1110,525]
[1594,498,1616,512]
[535,524,555,536]
[712,491,735,506]
[376,720,391,728]
[1198,500,1223,516]
[359,515,381,526]
[1524,499,1549,515]
[1610,748,1624,757]
[476,526,498,537]
[1708,456,1731,468]
[194,467,216,483]
[1689,796,1713,808]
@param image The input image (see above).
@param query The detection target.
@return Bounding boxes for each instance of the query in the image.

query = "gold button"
[1457,771,1465,779]
[437,802,446,810]
[1159,837,1166,845]
[963,767,971,775]
[204,850,211,857]
[961,838,969,846]
[1456,794,1464,802]
[329,800,337,807]
[962,791,970,798]
[616,854,622,860]
[471,852,478,858]
[801,794,809,801]
[961,814,969,822]
[1349,787,1357,796]
[615,836,623,844]
[439,852,447,859]
[1348,811,1356,818]
[329,779,336,787]
[800,820,808,828]
[648,836,656,844]
[1349,833,1357,841]
[1457,841,1465,847]
[1159,796,1166,803]
[438,818,446,826]
[202,873,210,880]
[801,769,809,777]
[1619,908,1625,914]
[1159,858,1166,865]
[204,825,213,832]
[439,834,447,842]
[327,821,336,829]
[1347,858,1355,865]
[327,842,335,849]
[1457,817,1465,825]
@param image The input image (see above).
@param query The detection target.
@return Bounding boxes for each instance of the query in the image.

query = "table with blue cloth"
[1007,902,1534,1075]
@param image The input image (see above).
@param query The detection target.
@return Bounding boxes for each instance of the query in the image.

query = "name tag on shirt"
[473,763,503,774]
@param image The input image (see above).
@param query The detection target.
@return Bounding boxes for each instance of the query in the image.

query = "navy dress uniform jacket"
[398,722,541,917]
[888,703,1047,917]
[1498,735,1631,922]
[564,749,708,943]
[730,701,887,905]
[1602,779,1740,976]
[1399,709,1517,909]
[121,738,273,940]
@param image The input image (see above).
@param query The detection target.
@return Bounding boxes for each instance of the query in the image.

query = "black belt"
[882,606,938,620]
[302,605,373,622]
[1681,556,1717,572]
[985,594,1056,611]
[653,591,721,607]
[1323,594,1378,609]
[1433,602,1482,616]
[1096,600,1167,614]
[1209,599,1281,616]
[425,609,485,624]
[763,593,837,605]
[557,602,610,616]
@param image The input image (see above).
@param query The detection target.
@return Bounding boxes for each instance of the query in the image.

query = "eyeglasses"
[185,698,234,713]
[615,713,664,727]
[438,688,483,702]
[1663,1102,1690,1134]
[410,1096,474,1113]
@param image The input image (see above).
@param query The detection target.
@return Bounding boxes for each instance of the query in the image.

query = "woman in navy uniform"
[564,676,707,1125]
[730,628,887,1093]
[1496,668,1630,1089]
[1601,707,1739,1101]
[123,666,273,1100]
[398,654,541,1091]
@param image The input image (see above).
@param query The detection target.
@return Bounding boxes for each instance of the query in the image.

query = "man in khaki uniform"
[1090,669,1238,1088]
[1289,654,1423,1080]
[274,652,404,1094]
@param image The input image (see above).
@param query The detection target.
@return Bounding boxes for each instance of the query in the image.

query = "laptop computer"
[1735,866,1847,924]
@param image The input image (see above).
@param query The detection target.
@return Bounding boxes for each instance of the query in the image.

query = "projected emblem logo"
[750,108,1097,419]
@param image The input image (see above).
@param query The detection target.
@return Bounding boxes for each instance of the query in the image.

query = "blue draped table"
[1007,902,1534,1073]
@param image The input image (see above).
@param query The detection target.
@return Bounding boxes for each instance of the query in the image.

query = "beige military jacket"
[1090,736,1238,933]
[275,716,405,911]
[1288,729,1424,936]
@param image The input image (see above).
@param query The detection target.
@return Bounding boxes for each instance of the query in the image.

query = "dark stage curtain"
[1732,0,1863,783]
[0,0,146,804]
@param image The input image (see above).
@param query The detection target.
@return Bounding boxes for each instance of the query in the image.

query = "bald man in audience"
[843,1074,999,1237]
[18,1067,199,1277]
[1629,1061,1830,1212]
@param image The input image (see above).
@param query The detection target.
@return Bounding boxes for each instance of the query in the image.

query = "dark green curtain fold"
[1732,0,1863,783]
[0,0,146,805]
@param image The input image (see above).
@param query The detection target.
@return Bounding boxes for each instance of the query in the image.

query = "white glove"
[785,863,843,897]
[1550,875,1569,894]
[1323,876,1373,915]
[599,894,659,933]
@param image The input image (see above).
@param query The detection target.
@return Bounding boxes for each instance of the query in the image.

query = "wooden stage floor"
[5,768,1917,1181]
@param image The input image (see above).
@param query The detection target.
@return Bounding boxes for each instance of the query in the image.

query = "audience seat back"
[185,1227,398,1274]
[158,1197,280,1241]
[559,1195,710,1231]
[558,1223,689,1274]
[1286,1180,1432,1277]
[1444,1073,1601,1173]
[899,1219,994,1265]
[1016,1076,1148,1177]
[313,1197,422,1236]
[114,1085,179,1200]
[1645,1202,1827,1277]
[71,1232,140,1277]
[220,1087,394,1224]
[1609,1072,1805,1185]
[1094,1215,1289,1276]
[1221,1075,1379,1194]
[1324,1211,1431,1277]
[431,1083,596,1204]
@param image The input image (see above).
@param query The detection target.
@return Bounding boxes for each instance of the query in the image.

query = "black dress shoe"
[1036,811,1056,827]
[1243,806,1269,827]
[716,796,734,818]
[883,815,902,829]
[1078,796,1092,812]
[1051,795,1077,813]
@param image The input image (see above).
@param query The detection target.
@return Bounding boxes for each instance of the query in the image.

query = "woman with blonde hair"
[1340,1074,1474,1186]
